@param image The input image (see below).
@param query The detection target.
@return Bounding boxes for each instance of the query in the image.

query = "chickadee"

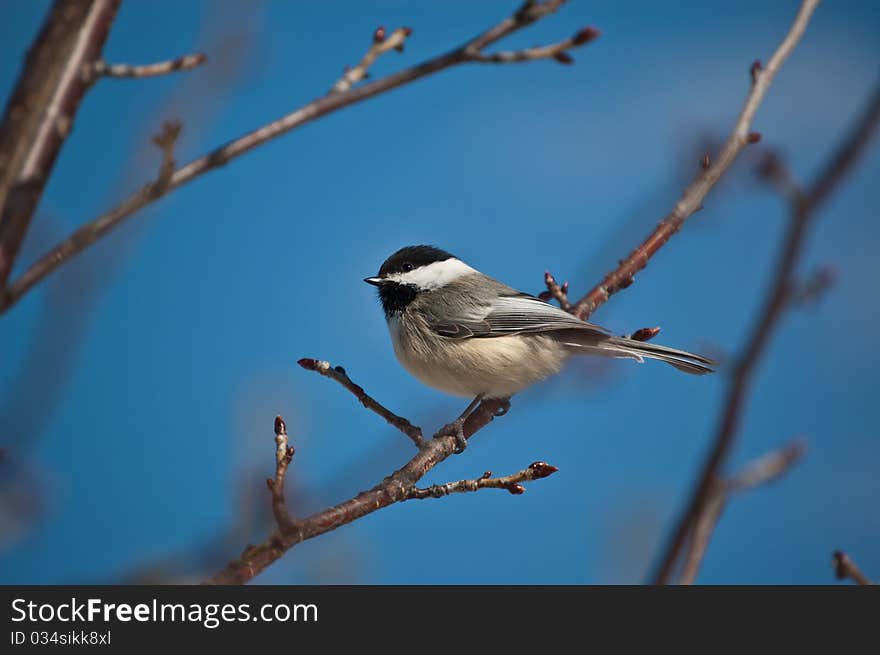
[365,245,713,449]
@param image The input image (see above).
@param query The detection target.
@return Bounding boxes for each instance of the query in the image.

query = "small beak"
[363,276,383,286]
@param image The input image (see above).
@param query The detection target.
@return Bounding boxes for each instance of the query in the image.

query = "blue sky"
[1,0,878,584]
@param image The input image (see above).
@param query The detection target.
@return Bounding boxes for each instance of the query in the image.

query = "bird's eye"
[402,262,414,272]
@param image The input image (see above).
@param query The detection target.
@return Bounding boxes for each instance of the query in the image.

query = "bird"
[364,245,714,450]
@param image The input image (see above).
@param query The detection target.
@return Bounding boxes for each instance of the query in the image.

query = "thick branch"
[92,52,206,79]
[0,0,599,314]
[407,461,559,499]
[832,551,873,585]
[677,441,805,585]
[297,358,425,448]
[0,0,121,289]
[569,0,821,320]
[651,78,880,584]
[209,395,511,584]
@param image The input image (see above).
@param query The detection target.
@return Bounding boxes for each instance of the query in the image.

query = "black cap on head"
[377,245,456,277]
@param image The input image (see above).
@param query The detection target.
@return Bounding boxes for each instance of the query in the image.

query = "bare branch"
[151,120,182,188]
[92,52,206,79]
[266,415,297,532]
[724,440,806,493]
[540,270,572,311]
[468,26,600,64]
[1,0,599,315]
[297,358,424,448]
[651,77,880,585]
[678,441,805,584]
[832,551,873,585]
[0,0,121,289]
[569,0,822,320]
[209,393,513,584]
[407,461,559,499]
[755,150,807,207]
[330,26,412,94]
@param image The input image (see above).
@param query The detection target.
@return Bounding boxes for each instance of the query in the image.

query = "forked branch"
[209,378,546,584]
[0,0,600,315]
[652,77,880,584]
[565,0,823,321]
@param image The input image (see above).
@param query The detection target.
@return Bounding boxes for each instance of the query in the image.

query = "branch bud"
[553,51,574,65]
[572,26,601,45]
[629,326,661,342]
[528,461,559,478]
[297,358,320,370]
[750,59,763,84]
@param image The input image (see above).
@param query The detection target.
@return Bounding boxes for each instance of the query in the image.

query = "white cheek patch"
[387,258,477,289]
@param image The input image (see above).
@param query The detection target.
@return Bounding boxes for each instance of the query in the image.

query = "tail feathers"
[563,335,715,375]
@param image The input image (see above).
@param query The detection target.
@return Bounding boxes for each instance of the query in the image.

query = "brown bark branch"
[0,0,121,289]
[151,120,182,188]
[651,79,880,584]
[92,52,206,79]
[469,26,600,64]
[208,393,512,584]
[832,551,873,585]
[330,26,412,94]
[407,461,559,499]
[540,270,572,311]
[568,0,822,321]
[266,415,297,532]
[678,441,805,585]
[0,0,599,315]
[297,358,425,448]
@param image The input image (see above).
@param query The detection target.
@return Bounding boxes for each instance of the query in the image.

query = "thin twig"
[755,150,807,207]
[297,358,425,448]
[92,52,206,79]
[678,441,805,584]
[540,270,572,311]
[832,551,873,585]
[469,26,600,64]
[151,120,182,188]
[407,461,559,499]
[209,394,511,584]
[266,415,297,532]
[330,26,412,94]
[569,0,822,321]
[651,79,880,584]
[0,0,600,315]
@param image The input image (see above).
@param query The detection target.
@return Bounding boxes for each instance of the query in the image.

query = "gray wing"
[428,290,609,339]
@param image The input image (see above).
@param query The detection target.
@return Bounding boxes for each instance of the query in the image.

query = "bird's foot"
[493,398,511,417]
[438,394,484,454]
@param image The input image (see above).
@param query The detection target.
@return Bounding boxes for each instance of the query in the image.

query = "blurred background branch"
[678,441,805,585]
[651,76,880,585]
[832,551,873,585]
[0,0,120,289]
[1,0,877,586]
[0,0,600,315]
